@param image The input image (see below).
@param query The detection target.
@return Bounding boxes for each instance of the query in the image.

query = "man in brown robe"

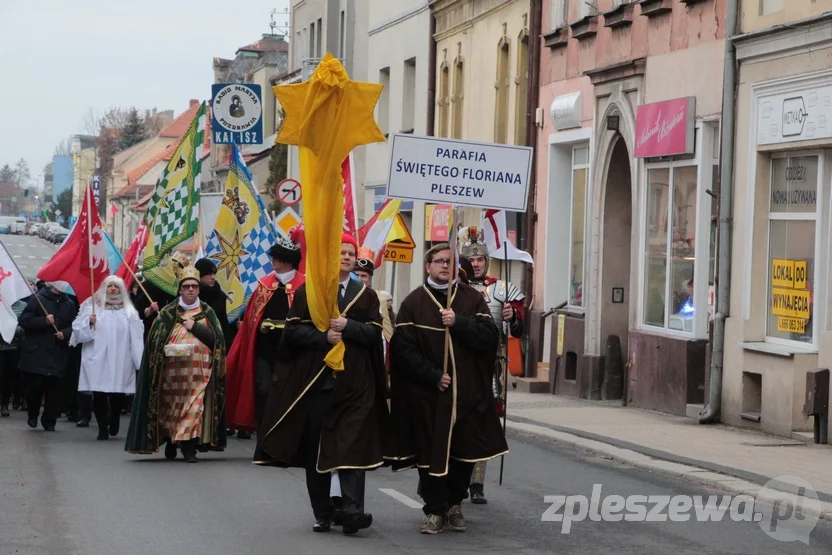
[390,243,508,535]
[254,234,390,536]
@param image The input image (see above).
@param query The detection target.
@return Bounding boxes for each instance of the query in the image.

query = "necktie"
[340,284,345,298]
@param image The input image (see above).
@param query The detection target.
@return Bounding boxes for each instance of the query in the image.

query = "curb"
[506,418,832,523]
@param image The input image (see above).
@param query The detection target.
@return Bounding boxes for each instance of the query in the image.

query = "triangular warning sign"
[385,214,416,249]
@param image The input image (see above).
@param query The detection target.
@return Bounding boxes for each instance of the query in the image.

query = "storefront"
[723,25,832,435]
[547,56,721,416]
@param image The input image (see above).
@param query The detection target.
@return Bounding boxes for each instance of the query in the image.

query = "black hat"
[458,256,474,284]
[268,236,302,268]
[355,257,375,276]
[195,258,217,278]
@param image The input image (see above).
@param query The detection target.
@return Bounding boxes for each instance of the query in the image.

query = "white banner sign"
[386,134,533,211]
[758,85,832,145]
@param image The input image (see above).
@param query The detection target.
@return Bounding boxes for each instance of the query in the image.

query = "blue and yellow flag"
[205,143,279,323]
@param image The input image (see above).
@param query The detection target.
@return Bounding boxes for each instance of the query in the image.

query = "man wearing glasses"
[389,243,508,535]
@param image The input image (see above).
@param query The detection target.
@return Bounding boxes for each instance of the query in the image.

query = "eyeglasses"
[431,259,452,267]
[181,284,199,290]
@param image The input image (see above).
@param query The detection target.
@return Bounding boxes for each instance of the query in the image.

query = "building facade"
[71,135,97,218]
[364,0,432,302]
[724,1,832,436]
[535,0,726,416]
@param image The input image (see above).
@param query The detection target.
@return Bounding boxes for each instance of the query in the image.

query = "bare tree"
[53,137,72,156]
[81,106,100,136]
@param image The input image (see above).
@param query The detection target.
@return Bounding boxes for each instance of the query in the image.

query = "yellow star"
[213,229,250,280]
[274,52,385,161]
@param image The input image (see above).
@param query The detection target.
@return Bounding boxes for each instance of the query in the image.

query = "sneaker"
[420,514,444,535]
[445,505,466,532]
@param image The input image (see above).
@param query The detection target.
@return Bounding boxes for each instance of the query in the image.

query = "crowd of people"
[0,229,526,537]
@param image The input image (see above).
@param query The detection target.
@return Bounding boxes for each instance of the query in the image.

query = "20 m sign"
[211,84,263,145]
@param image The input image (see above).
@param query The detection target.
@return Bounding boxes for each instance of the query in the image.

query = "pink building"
[530,0,726,416]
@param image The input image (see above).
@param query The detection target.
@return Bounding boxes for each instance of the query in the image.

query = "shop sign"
[770,258,810,327]
[551,92,583,131]
[424,204,453,242]
[634,97,696,158]
[770,156,818,212]
[757,85,832,145]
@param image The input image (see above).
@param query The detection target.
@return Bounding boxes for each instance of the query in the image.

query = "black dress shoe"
[164,442,177,460]
[237,431,252,439]
[342,513,372,535]
[312,518,332,533]
[27,417,37,428]
[108,422,120,437]
[97,432,109,440]
[76,419,90,428]
[1,405,9,417]
[43,424,56,432]
[332,509,345,526]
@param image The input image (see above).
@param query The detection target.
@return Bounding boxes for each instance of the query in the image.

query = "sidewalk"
[505,391,832,519]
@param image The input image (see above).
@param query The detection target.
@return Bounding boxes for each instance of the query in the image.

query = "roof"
[237,34,289,54]
[159,99,203,138]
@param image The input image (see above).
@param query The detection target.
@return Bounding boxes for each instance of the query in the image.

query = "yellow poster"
[794,261,807,290]
[770,287,811,319]
[557,314,565,356]
[771,259,795,288]
[777,317,806,334]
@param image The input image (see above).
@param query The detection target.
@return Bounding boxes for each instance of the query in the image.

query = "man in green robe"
[125,265,226,462]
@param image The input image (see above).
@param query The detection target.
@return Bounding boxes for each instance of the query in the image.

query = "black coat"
[17,288,78,378]
[134,280,175,340]
[199,282,233,352]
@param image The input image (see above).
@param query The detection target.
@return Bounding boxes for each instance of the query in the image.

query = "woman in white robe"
[70,276,144,440]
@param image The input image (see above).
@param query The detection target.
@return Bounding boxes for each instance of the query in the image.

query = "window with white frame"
[569,145,589,307]
[643,162,698,333]
[551,0,566,30]
[766,155,819,345]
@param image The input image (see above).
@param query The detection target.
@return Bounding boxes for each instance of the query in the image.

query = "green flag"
[141,101,206,295]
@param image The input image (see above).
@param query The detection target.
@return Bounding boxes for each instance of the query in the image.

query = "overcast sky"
[0,0,290,184]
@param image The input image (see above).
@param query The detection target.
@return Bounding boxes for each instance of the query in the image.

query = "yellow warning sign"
[385,214,417,249]
[777,317,806,333]
[770,287,811,319]
[384,246,414,263]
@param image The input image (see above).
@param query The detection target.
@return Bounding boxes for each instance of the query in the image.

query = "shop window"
[766,155,818,345]
[569,145,589,307]
[643,165,698,333]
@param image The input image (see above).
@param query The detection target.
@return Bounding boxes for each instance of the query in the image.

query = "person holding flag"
[0,242,36,418]
[389,243,507,534]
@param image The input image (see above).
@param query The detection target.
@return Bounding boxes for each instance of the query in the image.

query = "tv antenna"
[270,8,290,38]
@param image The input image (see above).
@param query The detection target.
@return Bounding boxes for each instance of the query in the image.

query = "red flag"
[116,221,149,290]
[38,184,110,302]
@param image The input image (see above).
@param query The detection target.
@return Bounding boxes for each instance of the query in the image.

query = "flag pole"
[108,239,154,304]
[85,183,96,327]
[0,239,59,333]
[442,206,459,375]
[499,240,510,487]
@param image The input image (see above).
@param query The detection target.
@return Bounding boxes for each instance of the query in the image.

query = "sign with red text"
[634,97,696,158]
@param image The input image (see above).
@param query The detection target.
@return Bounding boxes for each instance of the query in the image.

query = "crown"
[170,251,191,268]
[276,234,301,251]
[357,246,375,261]
[178,266,201,284]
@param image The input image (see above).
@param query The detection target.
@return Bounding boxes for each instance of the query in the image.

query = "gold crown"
[178,266,201,284]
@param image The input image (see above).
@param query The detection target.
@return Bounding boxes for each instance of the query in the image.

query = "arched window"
[494,28,510,144]
[514,22,529,145]
[438,52,450,138]
[451,44,464,139]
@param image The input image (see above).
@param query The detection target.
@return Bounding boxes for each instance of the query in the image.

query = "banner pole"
[85,183,96,327]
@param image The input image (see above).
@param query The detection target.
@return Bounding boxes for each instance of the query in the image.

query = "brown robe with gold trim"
[389,282,508,476]
[253,280,392,471]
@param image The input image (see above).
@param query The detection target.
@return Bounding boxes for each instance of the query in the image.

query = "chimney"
[190,99,199,107]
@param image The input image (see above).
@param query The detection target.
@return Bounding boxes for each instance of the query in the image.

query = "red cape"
[226,272,305,431]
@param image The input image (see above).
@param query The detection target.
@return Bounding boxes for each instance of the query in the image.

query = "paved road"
[3,407,832,555]
[0,232,57,280]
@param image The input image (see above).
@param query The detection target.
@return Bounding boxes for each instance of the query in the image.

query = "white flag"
[481,209,535,265]
[196,245,205,261]
[0,243,32,343]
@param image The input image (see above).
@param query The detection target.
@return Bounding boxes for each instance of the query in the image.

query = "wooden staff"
[0,239,60,334]
[107,238,154,305]
[85,182,96,327]
[442,206,460,375]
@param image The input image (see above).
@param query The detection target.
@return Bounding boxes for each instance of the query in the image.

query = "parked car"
[11,219,26,235]
[51,227,70,244]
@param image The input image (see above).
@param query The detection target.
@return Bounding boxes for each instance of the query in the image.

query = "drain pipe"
[700,0,738,424]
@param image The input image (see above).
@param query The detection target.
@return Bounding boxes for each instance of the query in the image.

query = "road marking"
[379,488,422,509]
[27,256,36,259]
[12,255,20,259]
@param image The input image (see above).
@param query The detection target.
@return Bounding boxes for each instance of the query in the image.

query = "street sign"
[69,216,77,227]
[385,214,416,249]
[211,83,264,144]
[93,175,101,205]
[386,134,533,211]
[384,247,413,263]
[275,207,301,238]
[55,209,62,216]
[57,215,65,224]
[277,179,302,206]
